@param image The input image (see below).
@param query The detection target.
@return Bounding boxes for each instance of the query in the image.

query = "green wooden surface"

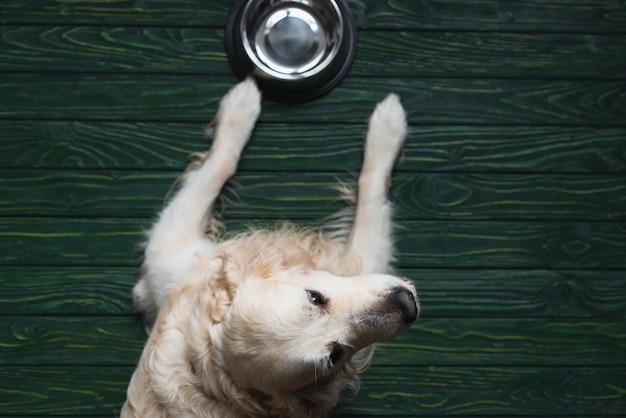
[2,121,625,173]
[3,27,626,78]
[1,170,625,220]
[1,0,624,416]
[3,75,626,125]
[1,0,624,32]
[2,366,624,416]
[2,218,625,269]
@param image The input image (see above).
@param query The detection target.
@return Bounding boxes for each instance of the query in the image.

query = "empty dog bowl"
[225,0,357,102]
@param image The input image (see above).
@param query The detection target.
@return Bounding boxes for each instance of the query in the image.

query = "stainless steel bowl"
[226,0,357,102]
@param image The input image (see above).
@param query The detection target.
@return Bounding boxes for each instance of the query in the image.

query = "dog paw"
[214,77,262,148]
[220,77,262,121]
[365,93,407,164]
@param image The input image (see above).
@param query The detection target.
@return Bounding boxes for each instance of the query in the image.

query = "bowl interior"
[241,0,344,81]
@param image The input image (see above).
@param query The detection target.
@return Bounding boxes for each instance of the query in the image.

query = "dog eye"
[307,290,326,306]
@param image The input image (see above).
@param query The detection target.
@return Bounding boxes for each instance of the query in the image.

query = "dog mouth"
[328,342,345,366]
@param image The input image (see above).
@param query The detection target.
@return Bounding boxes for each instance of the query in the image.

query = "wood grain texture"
[354,31,626,78]
[0,366,130,416]
[3,27,625,78]
[1,0,624,32]
[2,75,625,125]
[1,170,625,221]
[392,173,626,221]
[2,316,623,367]
[0,316,145,366]
[0,217,146,267]
[3,267,624,318]
[334,366,626,416]
[1,366,623,416]
[2,121,625,173]
[0,26,230,74]
[377,318,626,367]
[0,0,231,27]
[350,0,626,32]
[0,267,134,315]
[1,218,624,269]
[397,221,626,269]
[407,269,626,319]
[397,126,626,174]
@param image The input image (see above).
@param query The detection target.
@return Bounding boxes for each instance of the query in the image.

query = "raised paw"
[364,93,408,167]
[220,77,262,120]
[213,77,262,151]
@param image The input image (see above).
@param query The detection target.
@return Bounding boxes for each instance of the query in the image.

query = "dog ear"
[188,256,239,323]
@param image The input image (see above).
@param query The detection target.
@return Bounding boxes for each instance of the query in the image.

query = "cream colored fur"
[122,78,418,418]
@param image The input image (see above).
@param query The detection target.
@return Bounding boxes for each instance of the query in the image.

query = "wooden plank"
[407,269,626,319]
[2,75,625,126]
[0,217,145,267]
[0,366,130,416]
[397,221,626,269]
[0,170,339,219]
[0,0,231,27]
[0,170,179,218]
[1,366,623,416]
[1,0,624,32]
[397,126,626,174]
[0,267,134,315]
[1,170,625,221]
[354,31,626,78]
[377,318,626,367]
[351,0,626,32]
[0,120,210,170]
[1,218,625,269]
[3,27,625,79]
[0,26,229,74]
[2,267,624,318]
[1,316,623,367]
[335,366,626,416]
[392,173,626,221]
[0,316,145,366]
[2,121,625,173]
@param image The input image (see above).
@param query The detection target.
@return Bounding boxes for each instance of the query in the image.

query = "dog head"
[179,236,419,415]
[218,266,418,394]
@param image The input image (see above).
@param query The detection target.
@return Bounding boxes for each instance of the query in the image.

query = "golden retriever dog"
[122,78,419,418]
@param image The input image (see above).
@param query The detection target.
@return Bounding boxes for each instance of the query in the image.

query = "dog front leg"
[147,78,261,254]
[135,79,261,318]
[344,94,407,274]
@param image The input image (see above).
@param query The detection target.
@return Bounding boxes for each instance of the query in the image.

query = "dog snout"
[389,286,419,325]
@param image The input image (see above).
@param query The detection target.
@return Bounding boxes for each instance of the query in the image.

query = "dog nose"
[390,286,418,324]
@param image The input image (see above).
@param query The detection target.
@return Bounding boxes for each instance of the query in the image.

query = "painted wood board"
[2,121,625,173]
[2,75,625,125]
[2,27,625,78]
[1,0,624,32]
[1,218,624,269]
